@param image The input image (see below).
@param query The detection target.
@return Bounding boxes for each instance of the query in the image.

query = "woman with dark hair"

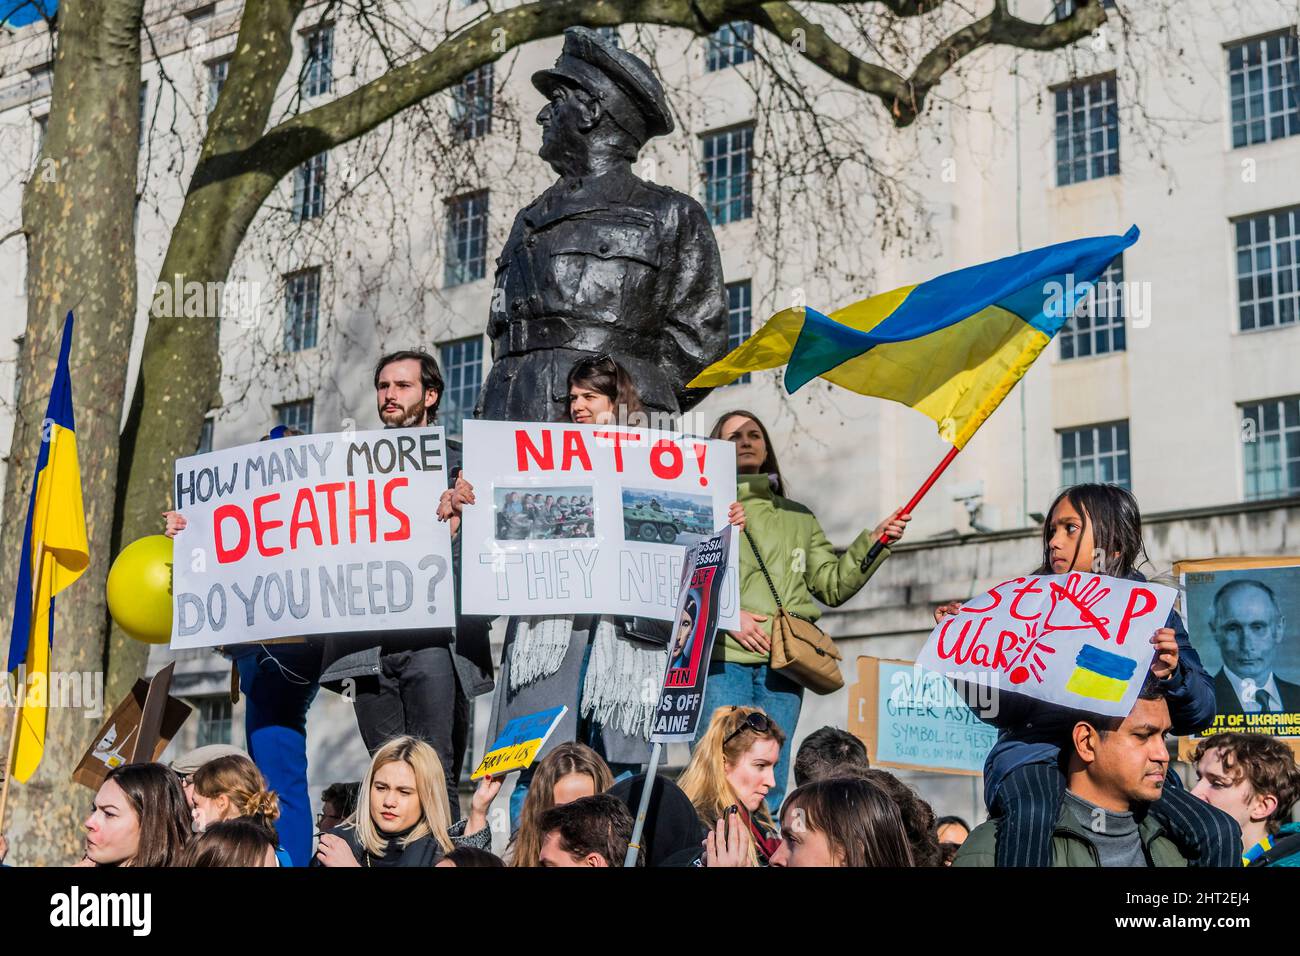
[179,818,280,868]
[564,354,644,425]
[81,764,192,867]
[703,410,910,811]
[772,776,914,867]
[441,357,745,829]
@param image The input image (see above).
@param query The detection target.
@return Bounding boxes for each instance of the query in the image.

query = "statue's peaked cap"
[532,26,674,141]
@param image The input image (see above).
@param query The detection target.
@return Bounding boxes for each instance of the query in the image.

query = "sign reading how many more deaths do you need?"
[168,427,457,649]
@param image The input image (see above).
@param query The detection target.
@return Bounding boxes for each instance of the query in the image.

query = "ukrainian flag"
[690,227,1139,449]
[1065,644,1137,703]
[6,313,89,783]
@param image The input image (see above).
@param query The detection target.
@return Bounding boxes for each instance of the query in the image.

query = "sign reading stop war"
[459,420,740,629]
[170,427,456,649]
[915,572,1177,719]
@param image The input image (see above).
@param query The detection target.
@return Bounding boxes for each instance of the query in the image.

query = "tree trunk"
[0,0,144,866]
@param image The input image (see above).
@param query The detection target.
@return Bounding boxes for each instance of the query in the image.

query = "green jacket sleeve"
[801,514,891,608]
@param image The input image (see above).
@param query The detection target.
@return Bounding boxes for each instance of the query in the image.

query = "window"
[1235,207,1300,331]
[197,417,214,455]
[302,25,333,98]
[706,21,754,72]
[445,191,489,287]
[139,80,148,146]
[207,57,230,115]
[702,125,753,226]
[451,63,493,141]
[1059,255,1125,359]
[1227,32,1300,149]
[1054,75,1119,185]
[292,152,327,221]
[1053,0,1115,20]
[439,337,483,439]
[1059,421,1130,490]
[596,26,621,48]
[1241,397,1300,500]
[284,268,320,351]
[726,281,753,384]
[276,398,314,435]
[194,695,232,747]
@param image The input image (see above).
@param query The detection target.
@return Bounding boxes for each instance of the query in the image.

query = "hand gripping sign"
[458,420,740,629]
[915,572,1177,718]
[170,428,456,649]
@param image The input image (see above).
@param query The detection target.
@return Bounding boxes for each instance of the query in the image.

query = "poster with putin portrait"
[1178,557,1300,744]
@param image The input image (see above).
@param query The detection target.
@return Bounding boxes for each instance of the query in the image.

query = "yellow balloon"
[107,534,174,644]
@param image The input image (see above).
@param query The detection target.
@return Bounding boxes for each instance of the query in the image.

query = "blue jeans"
[233,643,320,868]
[693,659,804,814]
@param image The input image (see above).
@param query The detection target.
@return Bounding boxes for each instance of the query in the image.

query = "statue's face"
[537,83,591,167]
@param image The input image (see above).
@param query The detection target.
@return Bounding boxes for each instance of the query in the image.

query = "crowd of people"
[23,711,1294,868]
[3,344,1289,869]
[496,492,595,540]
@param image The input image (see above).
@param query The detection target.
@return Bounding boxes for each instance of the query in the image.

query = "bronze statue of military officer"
[475,27,728,423]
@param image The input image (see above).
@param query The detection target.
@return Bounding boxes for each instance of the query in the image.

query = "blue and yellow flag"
[690,227,1139,449]
[6,313,89,782]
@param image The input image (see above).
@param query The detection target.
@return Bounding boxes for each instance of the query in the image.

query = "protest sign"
[914,572,1176,718]
[73,667,191,790]
[170,427,455,649]
[651,527,732,742]
[471,705,568,779]
[1174,557,1300,759]
[459,420,739,628]
[847,656,995,775]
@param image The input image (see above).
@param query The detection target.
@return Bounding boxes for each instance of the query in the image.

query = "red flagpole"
[861,445,961,571]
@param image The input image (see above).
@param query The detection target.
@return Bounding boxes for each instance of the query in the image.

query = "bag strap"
[743,528,785,612]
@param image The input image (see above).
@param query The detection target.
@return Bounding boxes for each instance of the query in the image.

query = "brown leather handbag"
[744,529,845,695]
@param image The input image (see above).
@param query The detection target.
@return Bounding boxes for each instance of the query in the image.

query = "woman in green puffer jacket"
[698,410,911,811]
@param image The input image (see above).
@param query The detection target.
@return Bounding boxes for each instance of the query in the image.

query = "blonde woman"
[191,754,292,865]
[508,742,614,867]
[314,736,501,867]
[677,706,785,866]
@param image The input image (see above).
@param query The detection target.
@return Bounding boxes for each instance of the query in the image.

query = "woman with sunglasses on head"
[676,706,786,866]
[439,356,746,829]
[704,410,911,812]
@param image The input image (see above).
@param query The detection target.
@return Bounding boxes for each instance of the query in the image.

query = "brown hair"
[677,706,786,838]
[709,410,786,496]
[374,349,444,419]
[192,754,281,828]
[858,768,941,866]
[179,818,279,867]
[510,742,614,867]
[564,355,643,422]
[781,776,915,867]
[1193,733,1300,834]
[102,763,192,867]
[539,793,635,866]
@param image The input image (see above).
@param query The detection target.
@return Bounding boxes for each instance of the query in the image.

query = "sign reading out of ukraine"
[471,705,568,779]
[914,572,1177,719]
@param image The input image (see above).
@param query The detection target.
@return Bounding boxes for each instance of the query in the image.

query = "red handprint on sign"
[1042,572,1112,641]
[996,621,1058,685]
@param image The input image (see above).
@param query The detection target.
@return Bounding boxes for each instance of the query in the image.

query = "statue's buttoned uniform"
[475,165,727,423]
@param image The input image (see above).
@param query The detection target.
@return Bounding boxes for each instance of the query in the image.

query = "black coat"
[1213,668,1300,714]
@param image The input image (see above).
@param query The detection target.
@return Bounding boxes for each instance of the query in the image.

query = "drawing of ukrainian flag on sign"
[1066,645,1138,703]
[472,705,568,779]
